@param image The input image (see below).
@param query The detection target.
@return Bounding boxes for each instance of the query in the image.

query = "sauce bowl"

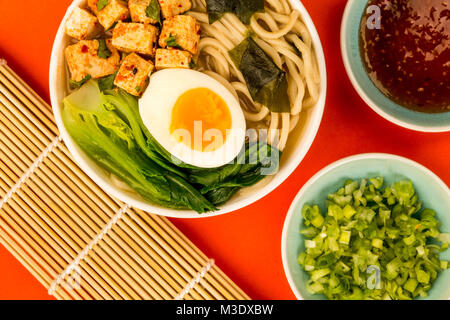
[341,0,450,132]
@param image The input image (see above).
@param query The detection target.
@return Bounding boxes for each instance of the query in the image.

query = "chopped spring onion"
[298,177,449,300]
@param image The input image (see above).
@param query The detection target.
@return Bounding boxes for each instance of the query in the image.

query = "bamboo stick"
[0,100,47,150]
[0,88,56,140]
[0,63,56,127]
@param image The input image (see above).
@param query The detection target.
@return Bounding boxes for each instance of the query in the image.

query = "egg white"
[139,69,247,168]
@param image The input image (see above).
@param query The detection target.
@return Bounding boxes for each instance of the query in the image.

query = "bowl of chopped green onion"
[282,154,450,300]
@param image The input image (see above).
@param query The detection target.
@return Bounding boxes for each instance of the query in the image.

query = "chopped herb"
[145,0,161,24]
[97,0,109,11]
[97,39,112,59]
[189,59,196,69]
[69,75,91,89]
[229,37,290,113]
[135,86,142,93]
[165,34,183,49]
[206,0,264,24]
[98,71,117,91]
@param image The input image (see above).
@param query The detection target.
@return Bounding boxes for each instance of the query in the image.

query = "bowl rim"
[281,153,450,300]
[49,0,328,219]
[340,0,450,133]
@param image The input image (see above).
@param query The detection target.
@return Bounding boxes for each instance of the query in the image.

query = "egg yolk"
[170,88,232,152]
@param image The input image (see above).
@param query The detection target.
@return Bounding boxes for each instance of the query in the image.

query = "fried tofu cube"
[114,53,154,96]
[95,0,130,30]
[112,22,159,56]
[129,0,159,24]
[159,0,192,19]
[155,49,193,70]
[159,15,200,55]
[65,7,100,40]
[65,40,121,82]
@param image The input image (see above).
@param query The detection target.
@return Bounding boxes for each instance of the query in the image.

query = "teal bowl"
[282,154,450,300]
[341,0,450,132]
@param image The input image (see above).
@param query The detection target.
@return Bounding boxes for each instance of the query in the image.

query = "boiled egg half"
[140,69,246,168]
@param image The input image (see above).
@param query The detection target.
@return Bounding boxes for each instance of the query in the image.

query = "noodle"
[191,0,320,151]
[203,70,239,101]
[250,11,300,40]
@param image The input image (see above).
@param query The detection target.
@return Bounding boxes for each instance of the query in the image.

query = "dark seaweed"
[229,37,290,113]
[205,0,264,24]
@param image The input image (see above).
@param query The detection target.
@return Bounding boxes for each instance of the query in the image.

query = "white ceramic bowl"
[49,0,327,218]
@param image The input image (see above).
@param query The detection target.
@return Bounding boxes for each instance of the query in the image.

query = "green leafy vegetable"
[103,88,187,178]
[204,187,240,206]
[69,75,91,90]
[62,80,281,213]
[189,142,280,205]
[98,71,117,91]
[62,80,216,213]
[97,0,109,11]
[298,178,449,300]
[97,39,112,59]
[145,0,161,24]
[188,142,279,184]
[200,144,279,193]
[165,34,183,49]
[206,0,264,24]
[205,0,229,23]
[234,0,265,24]
[229,37,290,113]
[188,142,259,186]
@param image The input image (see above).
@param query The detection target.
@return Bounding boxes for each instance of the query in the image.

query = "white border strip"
[48,203,130,295]
[175,259,215,300]
[0,136,62,210]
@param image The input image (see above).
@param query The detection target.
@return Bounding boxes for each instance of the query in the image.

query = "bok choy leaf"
[62,80,282,213]
[62,80,216,213]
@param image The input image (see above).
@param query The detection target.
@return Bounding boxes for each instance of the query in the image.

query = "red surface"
[0,0,448,300]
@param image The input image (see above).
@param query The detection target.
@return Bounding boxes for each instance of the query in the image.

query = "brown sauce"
[360,0,450,113]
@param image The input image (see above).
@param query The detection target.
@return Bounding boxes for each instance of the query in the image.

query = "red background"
[0,0,448,300]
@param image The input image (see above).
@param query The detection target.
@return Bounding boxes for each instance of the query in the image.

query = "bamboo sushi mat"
[0,59,250,300]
